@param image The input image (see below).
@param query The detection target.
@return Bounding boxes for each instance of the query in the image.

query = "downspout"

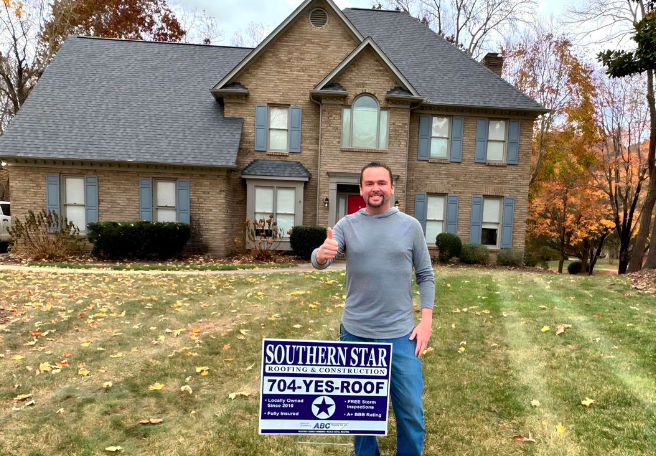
[311,94,323,225]
[405,102,423,212]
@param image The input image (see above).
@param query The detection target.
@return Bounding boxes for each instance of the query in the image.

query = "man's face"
[360,167,394,214]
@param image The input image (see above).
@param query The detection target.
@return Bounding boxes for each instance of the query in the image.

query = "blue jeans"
[340,325,425,456]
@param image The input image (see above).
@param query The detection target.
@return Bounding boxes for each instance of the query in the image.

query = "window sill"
[265,151,289,156]
[428,158,450,164]
[340,147,387,153]
[485,162,507,167]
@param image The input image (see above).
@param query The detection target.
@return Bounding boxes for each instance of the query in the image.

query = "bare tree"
[173,5,224,45]
[231,22,271,48]
[382,0,538,58]
[593,73,650,274]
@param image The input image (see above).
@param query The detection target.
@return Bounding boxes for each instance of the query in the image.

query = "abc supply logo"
[311,396,335,419]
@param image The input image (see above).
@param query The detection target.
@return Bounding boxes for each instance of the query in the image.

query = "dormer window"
[341,95,388,150]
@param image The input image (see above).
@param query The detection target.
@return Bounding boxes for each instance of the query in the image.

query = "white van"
[0,201,10,244]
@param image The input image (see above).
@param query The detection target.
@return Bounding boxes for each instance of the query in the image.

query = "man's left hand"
[409,318,432,357]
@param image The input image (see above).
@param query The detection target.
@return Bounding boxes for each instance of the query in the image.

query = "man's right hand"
[316,227,339,265]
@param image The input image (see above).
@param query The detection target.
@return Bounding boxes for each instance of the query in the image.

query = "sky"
[176,0,572,49]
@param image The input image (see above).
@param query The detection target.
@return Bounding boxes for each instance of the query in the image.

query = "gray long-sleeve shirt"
[311,208,435,339]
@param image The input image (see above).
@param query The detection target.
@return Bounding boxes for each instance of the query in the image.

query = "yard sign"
[259,338,392,435]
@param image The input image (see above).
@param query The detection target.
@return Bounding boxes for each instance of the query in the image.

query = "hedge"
[87,221,191,259]
[289,226,327,260]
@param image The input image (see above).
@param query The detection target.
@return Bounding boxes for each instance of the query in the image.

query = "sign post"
[259,338,393,436]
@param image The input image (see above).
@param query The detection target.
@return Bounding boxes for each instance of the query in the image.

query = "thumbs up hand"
[316,227,339,265]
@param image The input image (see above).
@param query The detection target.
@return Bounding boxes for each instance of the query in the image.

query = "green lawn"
[27,261,297,272]
[548,257,618,274]
[0,268,654,456]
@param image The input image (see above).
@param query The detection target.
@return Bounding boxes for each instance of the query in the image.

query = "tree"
[502,23,597,186]
[592,74,650,274]
[231,22,270,48]
[381,0,538,58]
[598,6,656,271]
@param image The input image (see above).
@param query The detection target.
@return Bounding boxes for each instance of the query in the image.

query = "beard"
[367,193,387,208]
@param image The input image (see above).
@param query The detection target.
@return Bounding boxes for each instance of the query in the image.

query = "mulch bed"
[626,269,656,295]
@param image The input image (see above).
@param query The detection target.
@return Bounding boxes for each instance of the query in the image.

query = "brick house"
[0,0,546,257]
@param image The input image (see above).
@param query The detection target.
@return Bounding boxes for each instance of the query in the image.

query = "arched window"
[341,95,388,149]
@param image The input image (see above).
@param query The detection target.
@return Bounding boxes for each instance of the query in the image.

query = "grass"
[0,267,654,456]
[27,261,297,271]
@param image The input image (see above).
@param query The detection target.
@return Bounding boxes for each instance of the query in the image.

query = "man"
[311,161,435,456]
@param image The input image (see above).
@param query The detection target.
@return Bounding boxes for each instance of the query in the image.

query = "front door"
[347,195,366,214]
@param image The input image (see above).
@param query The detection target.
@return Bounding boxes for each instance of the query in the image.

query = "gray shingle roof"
[343,8,546,112]
[242,160,312,179]
[0,37,251,167]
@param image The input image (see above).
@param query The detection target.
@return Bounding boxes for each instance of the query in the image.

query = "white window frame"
[154,179,177,223]
[425,194,446,246]
[487,119,507,163]
[341,94,389,150]
[253,185,296,238]
[430,116,451,159]
[268,105,290,152]
[61,175,86,232]
[481,197,502,248]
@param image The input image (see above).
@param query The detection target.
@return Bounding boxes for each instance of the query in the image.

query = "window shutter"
[418,115,431,161]
[289,107,302,153]
[84,176,98,227]
[255,105,268,151]
[475,119,488,163]
[176,180,190,224]
[46,174,60,215]
[414,193,427,233]
[470,196,483,244]
[446,194,459,234]
[507,120,520,165]
[139,178,153,221]
[501,197,515,248]
[450,117,463,163]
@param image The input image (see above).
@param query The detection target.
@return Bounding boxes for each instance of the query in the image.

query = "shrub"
[497,248,524,267]
[435,233,462,263]
[244,216,284,262]
[538,246,561,261]
[87,221,190,260]
[459,243,489,265]
[8,209,84,260]
[567,261,584,275]
[524,251,548,269]
[289,226,327,260]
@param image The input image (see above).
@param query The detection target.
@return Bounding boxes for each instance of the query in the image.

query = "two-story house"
[0,0,547,258]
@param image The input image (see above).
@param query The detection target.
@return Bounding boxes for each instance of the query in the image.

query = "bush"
[459,243,489,265]
[524,251,548,269]
[244,216,284,262]
[8,209,84,260]
[567,261,584,275]
[497,248,524,267]
[87,221,190,260]
[289,226,327,260]
[435,233,462,263]
[538,246,561,261]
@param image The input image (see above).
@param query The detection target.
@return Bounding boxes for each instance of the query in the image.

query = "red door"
[347,195,366,214]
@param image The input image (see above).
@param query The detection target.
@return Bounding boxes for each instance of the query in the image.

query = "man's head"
[359,162,395,214]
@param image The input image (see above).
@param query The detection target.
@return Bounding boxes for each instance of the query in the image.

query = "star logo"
[312,396,335,419]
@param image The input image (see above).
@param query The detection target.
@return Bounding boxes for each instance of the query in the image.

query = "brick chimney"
[482,52,504,77]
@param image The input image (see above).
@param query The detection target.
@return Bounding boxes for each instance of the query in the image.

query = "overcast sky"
[177,0,571,49]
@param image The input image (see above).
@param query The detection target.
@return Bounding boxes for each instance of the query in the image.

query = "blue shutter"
[46,174,60,215]
[176,180,190,224]
[470,196,483,244]
[446,195,459,234]
[139,178,153,221]
[84,176,98,227]
[414,193,427,233]
[501,197,515,248]
[418,115,431,161]
[475,119,488,163]
[507,120,520,165]
[450,117,463,163]
[289,107,302,153]
[255,105,268,151]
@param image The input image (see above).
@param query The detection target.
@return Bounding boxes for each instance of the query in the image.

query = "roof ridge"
[75,36,254,50]
[344,8,402,13]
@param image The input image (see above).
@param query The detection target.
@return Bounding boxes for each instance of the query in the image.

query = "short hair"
[359,162,394,185]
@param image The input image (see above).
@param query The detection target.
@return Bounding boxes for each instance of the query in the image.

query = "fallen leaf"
[12,355,24,360]
[14,394,32,402]
[556,324,572,335]
[530,399,540,407]
[293,324,302,329]
[148,382,165,391]
[556,422,567,433]
[39,363,52,372]
[105,446,122,452]
[581,397,596,407]
[223,344,231,350]
[103,381,113,389]
[422,347,434,355]
[181,385,193,394]
[239,329,249,336]
[228,391,250,400]
[196,366,209,376]
[78,367,90,376]
[541,326,550,333]
[512,433,536,443]
[458,346,466,354]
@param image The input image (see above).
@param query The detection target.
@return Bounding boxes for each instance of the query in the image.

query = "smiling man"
[312,161,435,456]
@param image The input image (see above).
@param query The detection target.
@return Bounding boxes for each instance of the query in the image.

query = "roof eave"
[420,101,550,115]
